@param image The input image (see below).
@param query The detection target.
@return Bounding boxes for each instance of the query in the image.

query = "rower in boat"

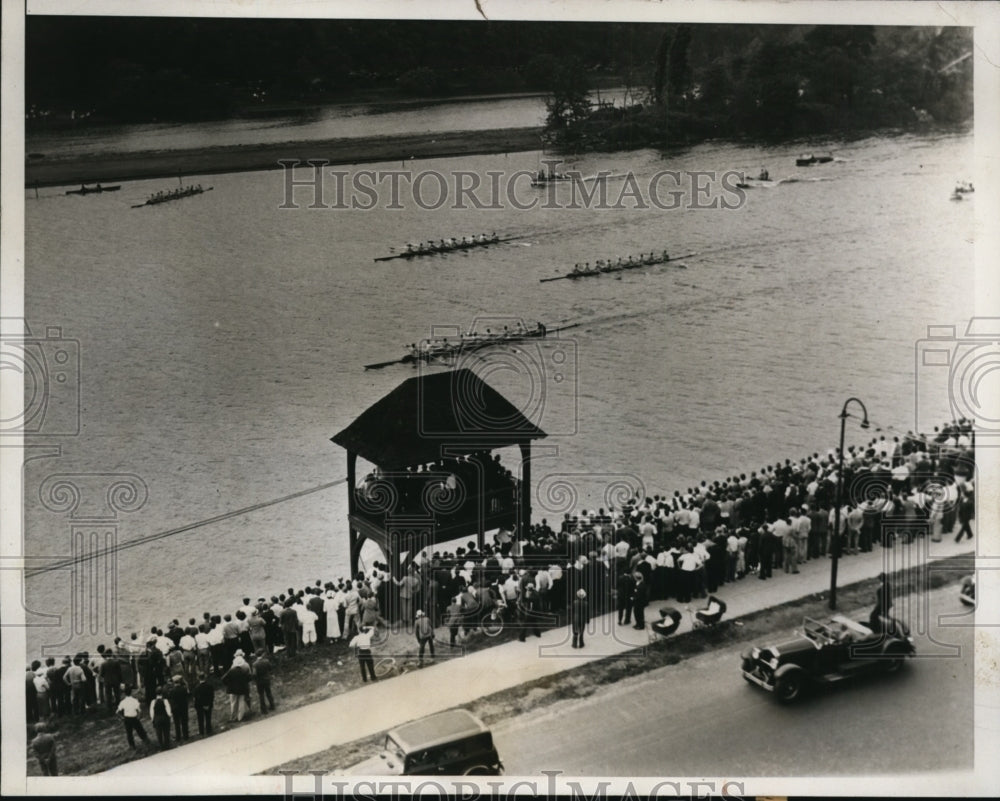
[759,168,769,181]
[491,231,499,243]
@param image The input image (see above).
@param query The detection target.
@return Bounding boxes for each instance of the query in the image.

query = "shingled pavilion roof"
[331,368,546,469]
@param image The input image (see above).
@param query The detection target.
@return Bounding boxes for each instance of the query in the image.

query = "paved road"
[493,585,974,776]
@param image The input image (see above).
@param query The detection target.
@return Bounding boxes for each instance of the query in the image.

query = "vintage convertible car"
[741,613,915,703]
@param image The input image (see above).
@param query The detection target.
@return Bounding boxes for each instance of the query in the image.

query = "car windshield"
[384,735,406,763]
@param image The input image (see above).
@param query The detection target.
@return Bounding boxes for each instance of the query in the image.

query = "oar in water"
[364,353,420,371]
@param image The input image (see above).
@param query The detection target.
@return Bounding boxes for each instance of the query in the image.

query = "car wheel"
[775,672,803,703]
[883,645,906,673]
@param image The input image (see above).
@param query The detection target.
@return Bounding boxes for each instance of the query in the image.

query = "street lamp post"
[829,397,870,610]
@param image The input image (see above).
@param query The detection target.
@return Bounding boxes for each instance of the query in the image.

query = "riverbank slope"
[24,127,544,188]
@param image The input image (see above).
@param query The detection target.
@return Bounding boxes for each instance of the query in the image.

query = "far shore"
[25,126,545,188]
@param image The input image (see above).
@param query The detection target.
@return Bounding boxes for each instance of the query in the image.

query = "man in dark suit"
[307,589,326,643]
[193,676,215,736]
[166,676,190,742]
[631,572,649,630]
[516,585,542,641]
[279,602,299,658]
[616,570,635,625]
[571,589,590,648]
[102,654,123,712]
[757,524,773,579]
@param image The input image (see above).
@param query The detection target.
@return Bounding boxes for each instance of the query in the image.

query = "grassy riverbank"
[24,127,544,189]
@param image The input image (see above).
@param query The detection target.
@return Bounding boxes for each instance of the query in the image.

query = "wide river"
[22,121,973,656]
[26,89,629,159]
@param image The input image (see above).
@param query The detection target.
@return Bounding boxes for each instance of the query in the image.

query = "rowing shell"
[131,187,214,208]
[374,235,519,262]
[66,185,121,195]
[364,322,581,370]
[539,252,697,283]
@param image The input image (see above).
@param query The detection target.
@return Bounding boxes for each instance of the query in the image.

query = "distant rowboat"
[66,184,121,195]
[364,322,579,370]
[540,251,696,283]
[795,153,833,166]
[132,185,213,208]
[530,171,571,187]
[374,233,512,262]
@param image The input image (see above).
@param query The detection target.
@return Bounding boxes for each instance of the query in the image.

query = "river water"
[26,89,628,160]
[22,120,973,656]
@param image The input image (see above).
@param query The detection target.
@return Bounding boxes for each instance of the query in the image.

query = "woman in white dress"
[324,590,342,642]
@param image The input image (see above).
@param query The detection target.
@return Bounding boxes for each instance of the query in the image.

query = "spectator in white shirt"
[116,690,150,749]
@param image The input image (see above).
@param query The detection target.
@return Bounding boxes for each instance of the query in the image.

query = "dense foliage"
[545,25,973,149]
[26,18,971,140]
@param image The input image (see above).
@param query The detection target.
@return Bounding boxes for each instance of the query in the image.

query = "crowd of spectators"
[25,419,976,773]
[355,451,518,520]
[387,420,977,632]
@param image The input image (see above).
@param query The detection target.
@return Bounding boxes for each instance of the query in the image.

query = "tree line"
[545,25,973,149]
[26,18,971,138]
